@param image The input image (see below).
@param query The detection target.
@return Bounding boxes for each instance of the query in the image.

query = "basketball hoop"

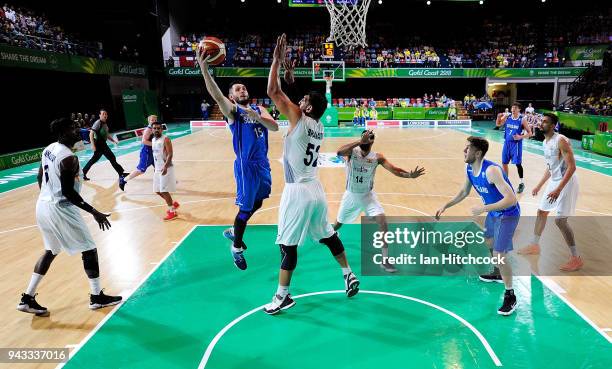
[324,0,371,49]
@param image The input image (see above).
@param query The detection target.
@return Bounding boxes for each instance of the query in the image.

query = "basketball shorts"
[337,190,385,224]
[153,166,176,193]
[484,212,520,253]
[538,175,579,217]
[234,159,271,212]
[501,140,523,165]
[136,145,154,172]
[36,200,96,256]
[276,180,335,247]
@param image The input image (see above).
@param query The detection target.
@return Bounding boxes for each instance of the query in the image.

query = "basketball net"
[324,0,371,49]
[324,75,333,93]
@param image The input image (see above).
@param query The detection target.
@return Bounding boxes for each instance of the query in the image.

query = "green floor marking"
[0,123,192,194]
[62,225,611,369]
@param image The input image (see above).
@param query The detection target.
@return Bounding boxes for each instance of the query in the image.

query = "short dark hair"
[50,117,74,137]
[228,80,244,94]
[151,120,162,126]
[467,136,489,157]
[543,112,558,125]
[511,102,522,110]
[307,91,327,121]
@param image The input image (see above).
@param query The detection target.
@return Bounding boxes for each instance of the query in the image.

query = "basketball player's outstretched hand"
[283,59,297,84]
[408,166,426,178]
[435,207,445,220]
[93,211,111,231]
[273,33,287,61]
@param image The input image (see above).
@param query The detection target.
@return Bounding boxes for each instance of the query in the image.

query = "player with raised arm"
[196,45,279,270]
[496,102,532,193]
[334,129,425,273]
[263,33,360,315]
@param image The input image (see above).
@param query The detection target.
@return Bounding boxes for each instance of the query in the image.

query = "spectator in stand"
[525,103,535,114]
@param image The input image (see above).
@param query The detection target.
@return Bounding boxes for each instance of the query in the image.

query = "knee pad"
[280,245,297,271]
[82,249,100,278]
[320,233,345,256]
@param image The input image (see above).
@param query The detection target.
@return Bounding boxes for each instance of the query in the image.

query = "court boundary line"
[55,224,199,369]
[0,123,194,196]
[3,191,609,235]
[196,289,502,369]
[535,275,612,344]
[453,126,612,177]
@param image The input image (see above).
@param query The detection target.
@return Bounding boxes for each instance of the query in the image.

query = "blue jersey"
[466,159,520,217]
[504,114,523,142]
[228,105,269,163]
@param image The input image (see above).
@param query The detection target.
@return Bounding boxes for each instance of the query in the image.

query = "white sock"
[88,277,101,295]
[276,285,289,298]
[231,245,244,253]
[569,245,578,257]
[26,273,44,295]
[168,206,174,212]
[341,267,351,276]
[532,234,541,245]
[520,178,524,184]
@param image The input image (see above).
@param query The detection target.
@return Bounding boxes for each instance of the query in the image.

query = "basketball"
[198,36,226,65]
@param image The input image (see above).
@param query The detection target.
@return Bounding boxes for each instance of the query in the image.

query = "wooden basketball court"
[1,123,610,369]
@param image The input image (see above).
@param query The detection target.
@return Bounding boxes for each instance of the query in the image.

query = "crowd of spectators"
[170,11,608,69]
[333,93,457,109]
[0,3,102,58]
[559,93,612,116]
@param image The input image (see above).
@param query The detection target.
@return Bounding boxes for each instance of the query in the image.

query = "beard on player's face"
[360,143,372,152]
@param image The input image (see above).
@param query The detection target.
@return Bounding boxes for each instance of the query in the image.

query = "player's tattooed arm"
[268,33,302,127]
[37,163,43,189]
[59,156,111,231]
[196,46,236,121]
[378,153,426,179]
[337,130,372,156]
[246,106,279,131]
[436,176,472,219]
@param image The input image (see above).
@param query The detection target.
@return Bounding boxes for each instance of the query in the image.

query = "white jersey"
[346,147,378,193]
[38,142,80,205]
[543,133,572,181]
[282,114,324,183]
[152,134,171,171]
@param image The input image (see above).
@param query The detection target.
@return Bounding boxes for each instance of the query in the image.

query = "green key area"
[62,225,611,369]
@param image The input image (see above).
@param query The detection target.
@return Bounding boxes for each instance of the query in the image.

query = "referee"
[82,109,127,181]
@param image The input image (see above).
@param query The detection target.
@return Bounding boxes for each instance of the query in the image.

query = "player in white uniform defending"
[151,121,180,221]
[518,113,583,271]
[334,129,426,273]
[263,33,359,315]
[17,118,122,315]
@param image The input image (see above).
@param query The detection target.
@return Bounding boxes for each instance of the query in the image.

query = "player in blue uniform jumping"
[496,102,532,193]
[196,46,279,270]
[436,136,520,316]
